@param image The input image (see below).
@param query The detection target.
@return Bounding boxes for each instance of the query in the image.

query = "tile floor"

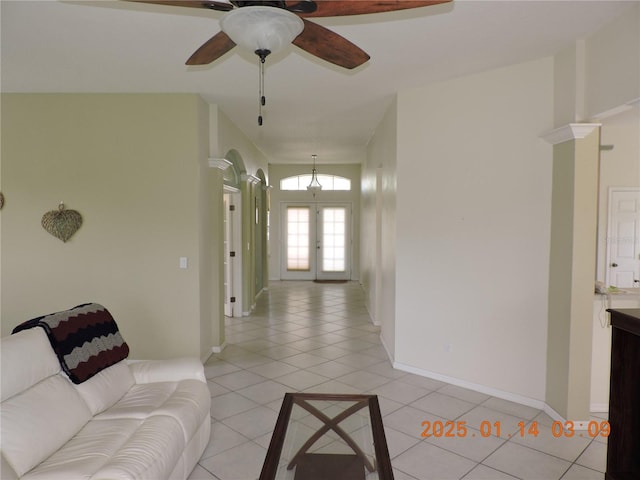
[188,281,608,480]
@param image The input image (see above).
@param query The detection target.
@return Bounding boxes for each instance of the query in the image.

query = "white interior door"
[606,188,640,288]
[281,203,351,281]
[224,191,242,316]
[223,194,234,317]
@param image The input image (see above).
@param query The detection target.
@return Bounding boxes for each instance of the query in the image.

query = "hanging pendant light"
[307,154,322,192]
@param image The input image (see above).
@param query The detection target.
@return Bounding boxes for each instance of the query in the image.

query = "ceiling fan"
[125,0,452,69]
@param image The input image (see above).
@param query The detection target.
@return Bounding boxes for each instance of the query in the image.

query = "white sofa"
[0,327,211,480]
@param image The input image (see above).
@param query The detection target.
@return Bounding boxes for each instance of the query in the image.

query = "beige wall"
[1,94,211,360]
[553,42,584,126]
[585,3,640,118]
[361,99,398,358]
[199,163,226,354]
[213,108,270,179]
[394,57,554,402]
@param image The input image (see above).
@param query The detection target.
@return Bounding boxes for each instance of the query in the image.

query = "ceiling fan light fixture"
[220,6,304,55]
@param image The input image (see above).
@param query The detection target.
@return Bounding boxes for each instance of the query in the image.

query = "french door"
[281,203,351,281]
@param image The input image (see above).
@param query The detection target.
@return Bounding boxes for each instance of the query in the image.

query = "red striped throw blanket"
[12,303,129,384]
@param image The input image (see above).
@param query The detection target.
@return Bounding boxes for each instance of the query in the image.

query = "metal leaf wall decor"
[42,202,83,242]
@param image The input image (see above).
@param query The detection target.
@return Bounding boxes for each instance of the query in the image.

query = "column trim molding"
[241,173,261,185]
[208,158,232,170]
[540,123,601,145]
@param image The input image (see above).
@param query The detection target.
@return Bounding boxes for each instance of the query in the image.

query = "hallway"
[191,281,607,480]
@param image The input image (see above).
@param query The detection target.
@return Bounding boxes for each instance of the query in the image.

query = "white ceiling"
[1,0,635,163]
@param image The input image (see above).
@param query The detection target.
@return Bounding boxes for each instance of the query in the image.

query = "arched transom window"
[280,174,351,191]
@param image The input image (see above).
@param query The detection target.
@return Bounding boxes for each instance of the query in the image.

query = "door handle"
[611,263,618,267]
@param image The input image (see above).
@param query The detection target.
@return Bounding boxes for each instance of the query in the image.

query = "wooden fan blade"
[293,19,369,69]
[186,31,236,65]
[300,0,451,18]
[123,0,233,12]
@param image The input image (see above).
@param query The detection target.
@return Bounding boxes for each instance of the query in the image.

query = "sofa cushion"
[1,328,60,402]
[20,418,142,480]
[129,358,207,384]
[95,380,211,443]
[146,380,211,444]
[91,415,186,480]
[73,361,136,415]
[1,374,92,477]
[22,416,186,480]
[12,303,129,384]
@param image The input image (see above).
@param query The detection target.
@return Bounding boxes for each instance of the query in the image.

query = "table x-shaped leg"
[287,398,376,473]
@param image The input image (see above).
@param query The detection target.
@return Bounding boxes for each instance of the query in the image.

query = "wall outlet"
[179,257,188,269]
[445,343,453,353]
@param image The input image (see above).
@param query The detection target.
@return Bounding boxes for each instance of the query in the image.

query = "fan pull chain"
[259,55,265,126]
[255,49,270,126]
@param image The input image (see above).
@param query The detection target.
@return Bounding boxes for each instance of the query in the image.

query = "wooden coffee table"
[259,393,394,480]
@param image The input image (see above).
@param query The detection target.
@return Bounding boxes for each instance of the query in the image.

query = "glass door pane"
[321,207,346,272]
[284,206,313,278]
[317,204,350,281]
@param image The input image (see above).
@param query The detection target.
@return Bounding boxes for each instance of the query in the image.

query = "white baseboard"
[393,361,602,428]
[590,403,609,413]
[201,342,227,363]
[393,360,546,410]
[379,335,394,364]
[542,402,566,423]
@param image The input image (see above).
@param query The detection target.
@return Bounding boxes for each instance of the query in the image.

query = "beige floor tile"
[437,385,492,404]
[384,405,445,438]
[393,442,477,480]
[273,370,329,390]
[510,421,591,462]
[483,441,571,480]
[221,405,280,440]
[209,392,259,420]
[199,441,266,480]
[481,397,541,420]
[458,405,526,438]
[561,463,605,479]
[235,380,292,404]
[424,425,506,462]
[462,464,519,479]
[576,440,607,472]
[411,392,477,420]
[374,379,431,405]
[246,360,299,379]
